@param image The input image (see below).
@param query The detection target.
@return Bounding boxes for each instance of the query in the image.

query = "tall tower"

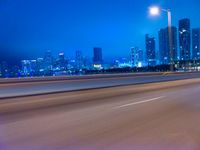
[44,50,53,70]
[192,28,200,60]
[179,18,191,60]
[75,50,83,70]
[145,34,156,66]
[159,26,177,64]
[58,53,66,70]
[130,47,143,67]
[93,47,103,69]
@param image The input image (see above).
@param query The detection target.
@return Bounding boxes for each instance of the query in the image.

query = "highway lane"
[1,72,200,98]
[1,78,200,150]
[0,73,165,84]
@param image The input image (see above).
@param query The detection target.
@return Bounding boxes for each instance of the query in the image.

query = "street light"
[149,6,160,16]
[149,6,174,72]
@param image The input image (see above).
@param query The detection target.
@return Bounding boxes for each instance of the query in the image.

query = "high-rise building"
[159,26,178,64]
[75,50,83,70]
[179,18,191,60]
[192,28,200,60]
[44,50,53,70]
[58,53,65,62]
[130,47,136,67]
[21,60,37,76]
[145,34,156,66]
[82,56,92,70]
[57,53,66,70]
[130,47,143,67]
[36,58,44,72]
[93,47,103,69]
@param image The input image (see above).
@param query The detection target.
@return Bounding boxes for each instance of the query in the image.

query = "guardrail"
[0,72,197,84]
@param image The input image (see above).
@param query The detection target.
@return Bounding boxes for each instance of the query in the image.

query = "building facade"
[75,50,83,70]
[192,28,200,60]
[44,50,54,71]
[145,34,156,66]
[21,60,37,76]
[130,47,143,67]
[93,47,103,69]
[159,26,178,64]
[179,18,191,61]
[57,53,66,70]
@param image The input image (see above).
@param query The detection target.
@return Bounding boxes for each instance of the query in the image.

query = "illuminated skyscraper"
[21,60,37,76]
[75,50,83,70]
[36,58,44,72]
[44,50,53,70]
[159,26,177,64]
[130,47,143,67]
[93,47,103,69]
[57,53,66,70]
[179,18,191,60]
[192,28,200,60]
[145,34,156,66]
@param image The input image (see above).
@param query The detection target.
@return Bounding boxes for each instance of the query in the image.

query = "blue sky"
[0,0,200,64]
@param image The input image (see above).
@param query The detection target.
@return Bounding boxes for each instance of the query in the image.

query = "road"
[1,78,200,150]
[1,72,200,98]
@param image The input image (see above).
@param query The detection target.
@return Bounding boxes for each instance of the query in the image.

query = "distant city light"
[138,62,142,68]
[93,64,102,69]
[59,53,64,56]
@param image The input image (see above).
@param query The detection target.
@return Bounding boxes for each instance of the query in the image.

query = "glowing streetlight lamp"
[149,6,174,72]
[149,6,160,16]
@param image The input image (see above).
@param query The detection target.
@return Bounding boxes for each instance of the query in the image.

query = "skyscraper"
[192,28,200,60]
[57,53,66,70]
[21,60,37,76]
[179,18,191,60]
[36,58,44,72]
[145,34,156,66]
[93,47,103,69]
[130,47,136,67]
[159,26,178,64]
[75,50,83,70]
[44,50,53,70]
[130,47,143,67]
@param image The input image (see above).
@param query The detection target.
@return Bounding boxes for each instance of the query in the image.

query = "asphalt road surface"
[1,72,200,98]
[1,78,200,150]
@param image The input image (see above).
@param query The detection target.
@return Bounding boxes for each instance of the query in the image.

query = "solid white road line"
[114,96,165,109]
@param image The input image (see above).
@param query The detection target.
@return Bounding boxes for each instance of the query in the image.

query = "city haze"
[1,0,200,64]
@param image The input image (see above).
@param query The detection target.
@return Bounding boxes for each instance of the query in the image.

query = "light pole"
[149,6,174,72]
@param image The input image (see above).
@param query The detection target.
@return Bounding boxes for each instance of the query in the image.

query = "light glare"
[149,6,160,16]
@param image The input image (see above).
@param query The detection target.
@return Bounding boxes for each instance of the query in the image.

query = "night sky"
[0,0,200,64]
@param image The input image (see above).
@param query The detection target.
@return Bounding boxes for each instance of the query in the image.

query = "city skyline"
[1,0,200,64]
[1,18,200,78]
[1,16,199,65]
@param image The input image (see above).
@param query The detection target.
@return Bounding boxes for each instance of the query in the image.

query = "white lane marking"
[114,96,165,109]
